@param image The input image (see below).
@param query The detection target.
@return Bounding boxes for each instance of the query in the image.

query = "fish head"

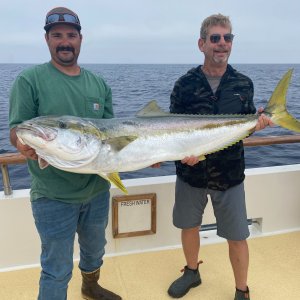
[16,116,101,168]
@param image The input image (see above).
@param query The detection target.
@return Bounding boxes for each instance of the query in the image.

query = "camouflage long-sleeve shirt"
[170,64,256,191]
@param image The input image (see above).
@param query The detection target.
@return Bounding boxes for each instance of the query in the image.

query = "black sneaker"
[167,263,202,298]
[234,287,250,300]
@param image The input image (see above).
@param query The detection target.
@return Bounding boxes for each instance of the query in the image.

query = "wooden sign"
[112,193,156,238]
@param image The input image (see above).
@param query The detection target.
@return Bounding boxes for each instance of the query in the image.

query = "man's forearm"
[10,127,18,148]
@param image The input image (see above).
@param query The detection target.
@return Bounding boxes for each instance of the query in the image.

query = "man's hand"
[181,155,199,166]
[16,139,38,160]
[10,127,38,160]
[255,107,274,131]
[151,155,201,168]
[150,163,161,168]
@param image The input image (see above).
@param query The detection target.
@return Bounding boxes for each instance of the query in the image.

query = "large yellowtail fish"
[16,70,300,194]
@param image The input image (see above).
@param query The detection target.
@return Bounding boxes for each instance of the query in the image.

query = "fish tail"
[265,69,300,132]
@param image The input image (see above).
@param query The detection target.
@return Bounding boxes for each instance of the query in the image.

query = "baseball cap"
[44,7,81,31]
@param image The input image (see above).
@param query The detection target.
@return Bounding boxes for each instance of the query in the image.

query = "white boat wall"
[1,164,300,271]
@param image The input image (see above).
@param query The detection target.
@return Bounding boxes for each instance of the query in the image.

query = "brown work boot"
[81,268,122,300]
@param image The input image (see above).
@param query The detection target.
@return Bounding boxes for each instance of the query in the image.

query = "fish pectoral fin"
[198,155,206,161]
[105,136,137,151]
[106,172,128,194]
[38,157,49,169]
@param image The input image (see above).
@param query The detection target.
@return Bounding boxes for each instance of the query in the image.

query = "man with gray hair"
[167,13,271,300]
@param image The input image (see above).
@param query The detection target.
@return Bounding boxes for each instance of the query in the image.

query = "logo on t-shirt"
[93,103,100,111]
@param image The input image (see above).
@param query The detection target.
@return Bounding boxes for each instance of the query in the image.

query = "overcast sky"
[1,0,300,64]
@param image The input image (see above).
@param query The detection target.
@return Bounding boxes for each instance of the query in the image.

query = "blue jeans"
[31,191,110,300]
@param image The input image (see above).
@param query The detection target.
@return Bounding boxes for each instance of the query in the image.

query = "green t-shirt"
[9,62,113,203]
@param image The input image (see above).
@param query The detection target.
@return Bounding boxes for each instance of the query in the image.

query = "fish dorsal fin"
[107,172,128,194]
[105,136,137,151]
[136,100,170,117]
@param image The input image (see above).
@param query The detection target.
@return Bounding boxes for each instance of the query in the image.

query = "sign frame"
[112,193,157,238]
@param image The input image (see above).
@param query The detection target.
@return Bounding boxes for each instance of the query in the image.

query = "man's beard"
[213,51,230,64]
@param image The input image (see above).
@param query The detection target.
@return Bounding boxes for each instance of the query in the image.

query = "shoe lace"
[180,260,203,272]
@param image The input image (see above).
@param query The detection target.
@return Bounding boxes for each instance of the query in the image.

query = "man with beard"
[167,14,271,300]
[9,7,121,300]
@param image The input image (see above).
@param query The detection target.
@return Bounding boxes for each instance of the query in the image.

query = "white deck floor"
[1,231,299,300]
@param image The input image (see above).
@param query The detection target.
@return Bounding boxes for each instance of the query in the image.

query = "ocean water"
[1,63,300,190]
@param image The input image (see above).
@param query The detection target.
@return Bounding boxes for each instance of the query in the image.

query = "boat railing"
[1,134,300,196]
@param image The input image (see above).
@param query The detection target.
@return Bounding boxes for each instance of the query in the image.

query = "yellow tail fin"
[265,69,300,132]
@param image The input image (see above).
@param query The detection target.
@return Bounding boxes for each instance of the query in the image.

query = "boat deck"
[1,231,299,300]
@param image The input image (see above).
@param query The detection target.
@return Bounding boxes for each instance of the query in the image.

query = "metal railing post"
[1,164,12,196]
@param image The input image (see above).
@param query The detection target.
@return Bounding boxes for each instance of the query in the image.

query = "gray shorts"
[173,177,250,241]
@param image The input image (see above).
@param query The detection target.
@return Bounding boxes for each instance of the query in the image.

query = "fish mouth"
[16,125,57,141]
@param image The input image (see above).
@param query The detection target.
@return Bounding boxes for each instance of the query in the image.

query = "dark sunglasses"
[45,13,80,26]
[209,33,234,43]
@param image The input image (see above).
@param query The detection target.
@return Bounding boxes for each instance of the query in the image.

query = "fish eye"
[58,121,67,129]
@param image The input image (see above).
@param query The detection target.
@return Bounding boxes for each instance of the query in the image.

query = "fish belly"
[95,120,256,173]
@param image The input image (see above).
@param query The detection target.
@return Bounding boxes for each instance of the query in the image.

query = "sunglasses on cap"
[45,13,80,26]
[208,33,234,43]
